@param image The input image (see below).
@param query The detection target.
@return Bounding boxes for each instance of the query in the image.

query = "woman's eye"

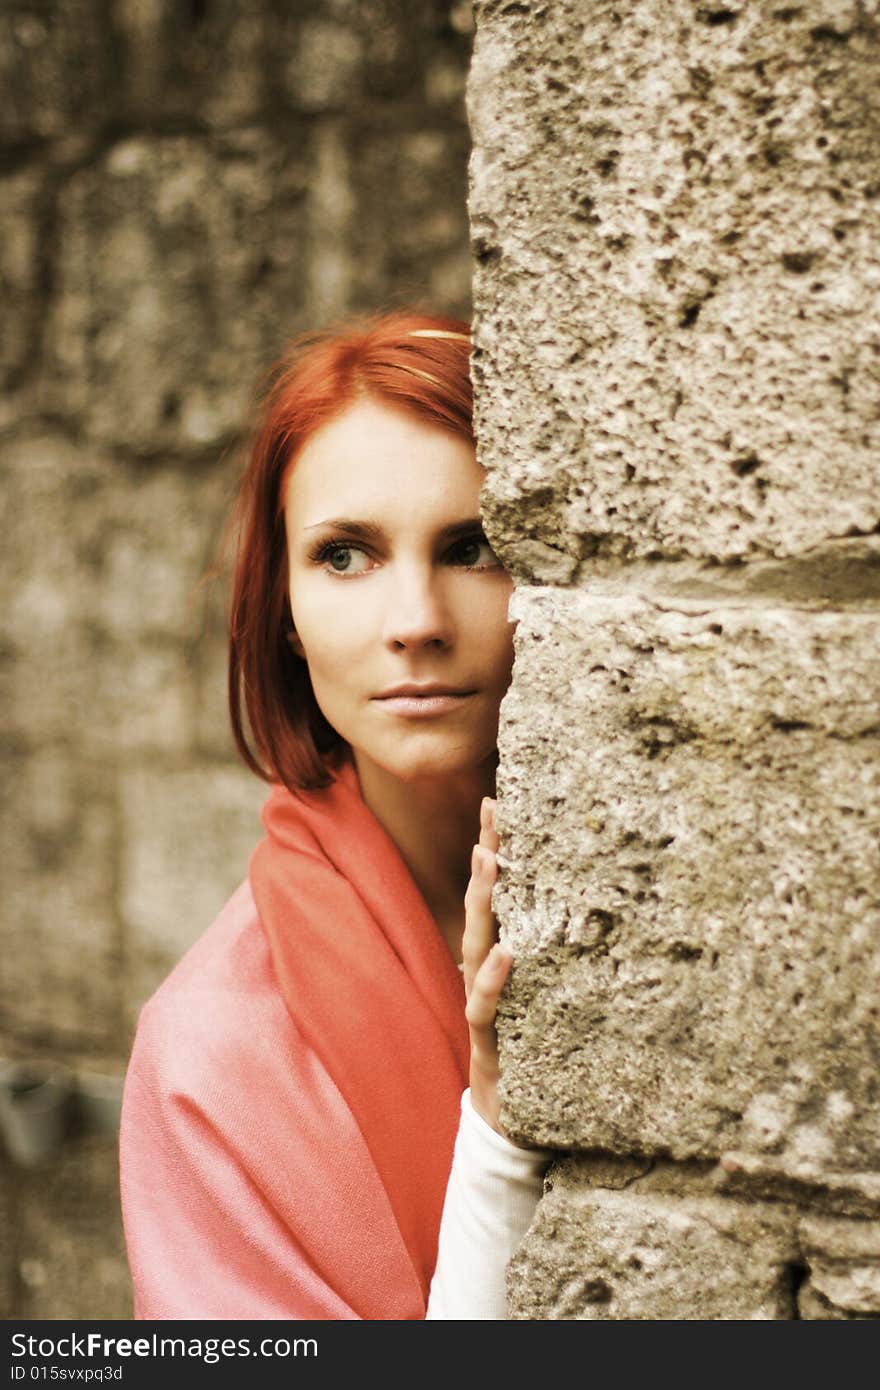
[451,535,500,568]
[317,543,371,576]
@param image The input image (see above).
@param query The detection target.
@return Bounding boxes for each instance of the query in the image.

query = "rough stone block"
[283,18,365,114]
[347,122,472,314]
[120,766,266,1029]
[495,587,880,1172]
[13,1134,131,1319]
[1,748,121,1051]
[275,0,470,108]
[469,0,880,573]
[3,434,237,756]
[9,630,194,759]
[40,133,311,452]
[0,1159,14,1318]
[0,170,43,391]
[0,1,112,143]
[798,1213,880,1316]
[111,0,473,129]
[508,1160,798,1319]
[193,623,241,760]
[115,0,270,127]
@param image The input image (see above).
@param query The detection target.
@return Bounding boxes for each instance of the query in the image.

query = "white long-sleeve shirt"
[427,1089,552,1319]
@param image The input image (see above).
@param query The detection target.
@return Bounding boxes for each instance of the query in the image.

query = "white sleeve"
[425,1088,552,1320]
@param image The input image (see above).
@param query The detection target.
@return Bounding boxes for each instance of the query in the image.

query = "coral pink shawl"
[120,753,469,1319]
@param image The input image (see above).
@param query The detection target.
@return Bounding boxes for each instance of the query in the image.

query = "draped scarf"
[248,751,470,1312]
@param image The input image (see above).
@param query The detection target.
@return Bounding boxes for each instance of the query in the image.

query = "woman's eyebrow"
[303,517,484,540]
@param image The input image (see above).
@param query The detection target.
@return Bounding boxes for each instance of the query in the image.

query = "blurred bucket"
[0,1059,75,1166]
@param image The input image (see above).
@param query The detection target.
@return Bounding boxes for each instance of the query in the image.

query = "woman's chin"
[357,736,493,786]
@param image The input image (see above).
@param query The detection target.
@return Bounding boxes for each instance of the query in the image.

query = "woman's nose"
[382,566,455,650]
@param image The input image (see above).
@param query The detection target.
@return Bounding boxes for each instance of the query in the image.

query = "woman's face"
[283,395,515,785]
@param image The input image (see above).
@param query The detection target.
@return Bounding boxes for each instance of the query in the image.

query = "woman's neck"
[352,750,497,959]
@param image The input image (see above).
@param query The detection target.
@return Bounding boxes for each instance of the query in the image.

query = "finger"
[465,942,512,1032]
[466,944,513,1077]
[479,796,500,855]
[462,845,498,995]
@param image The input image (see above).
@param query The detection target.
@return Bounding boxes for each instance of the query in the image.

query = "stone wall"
[469,0,880,1318]
[1,0,474,1318]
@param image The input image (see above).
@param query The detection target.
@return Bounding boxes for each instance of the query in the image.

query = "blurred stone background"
[1,0,474,1319]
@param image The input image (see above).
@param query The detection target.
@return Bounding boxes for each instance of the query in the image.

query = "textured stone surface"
[2,744,121,1051]
[495,587,880,1170]
[349,123,473,309]
[470,0,880,576]
[119,768,268,1033]
[0,1157,14,1318]
[3,433,229,755]
[0,169,44,392]
[0,0,113,143]
[509,1157,880,1319]
[41,133,312,453]
[798,1213,880,1315]
[115,0,270,128]
[713,1148,880,1219]
[470,0,880,1318]
[508,1159,799,1319]
[11,1136,132,1319]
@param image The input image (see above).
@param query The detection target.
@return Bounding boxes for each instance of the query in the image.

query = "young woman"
[119,310,550,1320]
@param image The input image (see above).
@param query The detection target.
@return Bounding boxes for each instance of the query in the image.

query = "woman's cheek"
[290,581,354,658]
[301,609,364,691]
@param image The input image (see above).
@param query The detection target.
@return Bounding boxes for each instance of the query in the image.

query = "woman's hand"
[462,796,513,1137]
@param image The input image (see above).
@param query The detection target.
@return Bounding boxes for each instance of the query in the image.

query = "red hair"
[228,309,474,792]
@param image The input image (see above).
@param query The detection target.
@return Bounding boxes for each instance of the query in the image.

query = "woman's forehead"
[283,399,480,526]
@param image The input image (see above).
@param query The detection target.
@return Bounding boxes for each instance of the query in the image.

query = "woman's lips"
[373,693,475,718]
